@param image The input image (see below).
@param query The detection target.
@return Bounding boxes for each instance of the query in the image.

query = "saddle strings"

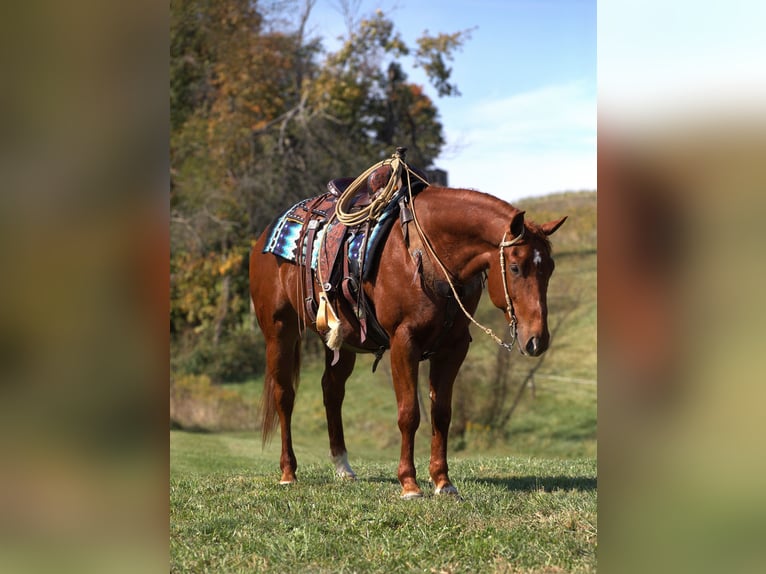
[403,167,523,353]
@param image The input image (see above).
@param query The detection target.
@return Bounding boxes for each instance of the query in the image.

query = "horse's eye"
[509,263,520,276]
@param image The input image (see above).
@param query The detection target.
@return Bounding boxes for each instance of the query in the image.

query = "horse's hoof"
[400,490,424,500]
[434,484,461,497]
[278,480,295,485]
[331,452,357,481]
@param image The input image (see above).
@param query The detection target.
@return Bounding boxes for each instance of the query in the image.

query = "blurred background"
[598,1,766,572]
[1,0,764,572]
[1,1,168,572]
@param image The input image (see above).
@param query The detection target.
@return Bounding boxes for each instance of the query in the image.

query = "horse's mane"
[424,186,553,253]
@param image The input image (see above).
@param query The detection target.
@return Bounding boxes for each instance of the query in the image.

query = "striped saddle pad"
[262,193,400,280]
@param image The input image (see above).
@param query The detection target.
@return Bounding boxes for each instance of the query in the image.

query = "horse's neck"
[415,188,513,281]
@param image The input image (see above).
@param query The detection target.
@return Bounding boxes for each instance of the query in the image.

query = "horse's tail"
[260,341,301,445]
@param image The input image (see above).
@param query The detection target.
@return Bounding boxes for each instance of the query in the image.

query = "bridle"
[497,228,526,350]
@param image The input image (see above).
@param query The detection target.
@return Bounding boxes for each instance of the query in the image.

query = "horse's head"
[487,210,567,356]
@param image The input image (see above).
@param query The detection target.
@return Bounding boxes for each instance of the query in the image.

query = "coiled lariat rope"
[334,148,409,226]
[402,167,525,352]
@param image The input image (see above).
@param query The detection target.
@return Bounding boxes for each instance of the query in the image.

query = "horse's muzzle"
[522,335,546,357]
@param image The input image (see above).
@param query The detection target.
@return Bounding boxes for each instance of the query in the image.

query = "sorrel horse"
[250,184,566,498]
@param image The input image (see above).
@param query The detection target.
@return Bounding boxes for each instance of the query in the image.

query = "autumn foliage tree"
[170,0,469,381]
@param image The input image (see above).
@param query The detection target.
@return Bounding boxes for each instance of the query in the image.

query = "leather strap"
[341,244,367,343]
[303,218,320,324]
[399,197,438,293]
[318,219,347,292]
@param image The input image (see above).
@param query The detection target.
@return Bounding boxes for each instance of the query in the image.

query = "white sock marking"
[330,451,357,479]
[434,484,459,496]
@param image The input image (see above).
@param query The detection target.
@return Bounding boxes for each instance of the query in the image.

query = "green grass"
[171,433,596,573]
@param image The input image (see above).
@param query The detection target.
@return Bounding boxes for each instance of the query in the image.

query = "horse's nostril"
[525,336,540,356]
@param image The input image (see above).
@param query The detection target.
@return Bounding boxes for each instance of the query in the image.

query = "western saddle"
[295,161,429,365]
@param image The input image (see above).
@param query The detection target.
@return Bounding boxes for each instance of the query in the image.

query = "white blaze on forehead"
[533,249,542,266]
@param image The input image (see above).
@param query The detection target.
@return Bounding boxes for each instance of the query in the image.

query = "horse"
[249,183,566,498]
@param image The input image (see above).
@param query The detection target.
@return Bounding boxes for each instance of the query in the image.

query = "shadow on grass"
[473,475,597,492]
[360,475,401,485]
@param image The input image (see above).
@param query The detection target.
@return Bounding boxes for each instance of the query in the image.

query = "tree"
[170,0,470,381]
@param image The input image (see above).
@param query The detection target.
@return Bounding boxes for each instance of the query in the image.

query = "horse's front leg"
[390,330,423,499]
[428,331,471,496]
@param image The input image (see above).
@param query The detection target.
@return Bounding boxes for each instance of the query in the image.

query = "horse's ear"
[510,210,526,237]
[541,216,567,236]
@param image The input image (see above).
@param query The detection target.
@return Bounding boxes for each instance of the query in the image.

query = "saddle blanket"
[262,194,399,278]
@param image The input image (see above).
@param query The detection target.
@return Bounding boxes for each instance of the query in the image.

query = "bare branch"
[332,0,363,36]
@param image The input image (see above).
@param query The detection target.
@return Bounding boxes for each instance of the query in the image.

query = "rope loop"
[335,148,426,226]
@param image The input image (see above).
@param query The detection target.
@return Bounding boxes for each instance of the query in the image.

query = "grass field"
[171,432,596,573]
[171,191,597,572]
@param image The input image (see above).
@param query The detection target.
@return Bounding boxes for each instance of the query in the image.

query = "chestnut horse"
[249,185,566,498]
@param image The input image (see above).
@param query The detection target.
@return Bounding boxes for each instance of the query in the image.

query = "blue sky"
[304,0,596,202]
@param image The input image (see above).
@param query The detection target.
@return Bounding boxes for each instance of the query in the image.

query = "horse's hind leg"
[262,321,301,485]
[321,347,357,479]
